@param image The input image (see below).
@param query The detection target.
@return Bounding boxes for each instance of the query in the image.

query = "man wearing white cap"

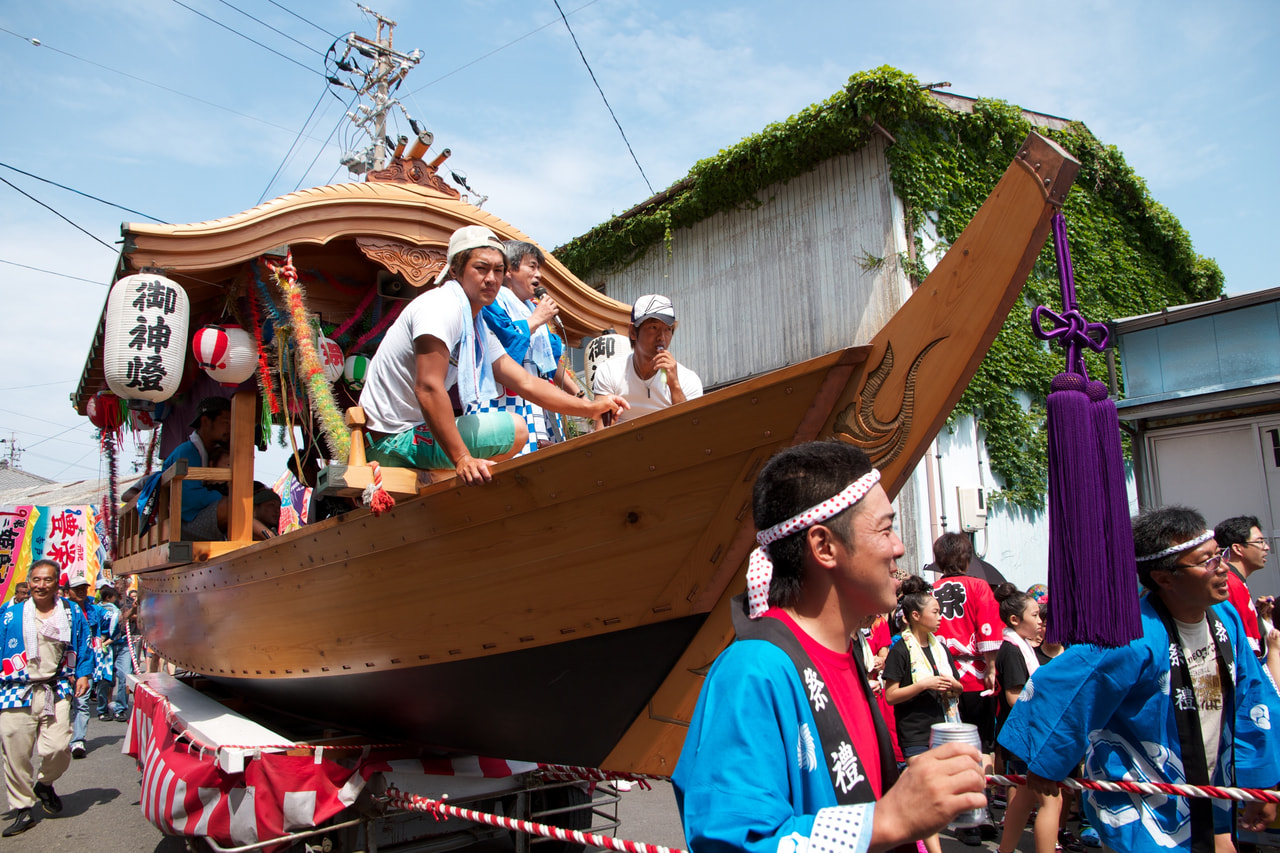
[360,225,627,484]
[1000,506,1280,853]
[674,441,987,853]
[592,294,703,425]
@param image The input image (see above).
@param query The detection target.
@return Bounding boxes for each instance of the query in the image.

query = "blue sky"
[1,0,1276,481]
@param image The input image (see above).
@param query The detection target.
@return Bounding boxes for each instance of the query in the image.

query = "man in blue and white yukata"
[674,441,987,853]
[999,506,1280,853]
[479,240,583,455]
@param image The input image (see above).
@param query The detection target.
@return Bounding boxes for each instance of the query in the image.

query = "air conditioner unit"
[957,486,987,532]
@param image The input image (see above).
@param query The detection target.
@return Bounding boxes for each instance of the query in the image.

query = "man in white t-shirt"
[359,225,627,484]
[592,294,703,425]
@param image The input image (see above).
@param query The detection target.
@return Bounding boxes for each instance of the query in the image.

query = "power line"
[292,93,361,192]
[0,381,76,393]
[552,0,652,194]
[258,82,334,204]
[213,0,327,57]
[0,175,116,252]
[0,26,314,139]
[167,0,325,78]
[0,162,163,223]
[405,0,602,96]
[265,0,342,40]
[0,258,105,286]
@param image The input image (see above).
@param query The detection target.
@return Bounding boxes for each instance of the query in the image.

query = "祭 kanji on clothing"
[933,575,1001,690]
[674,604,897,853]
[998,597,1280,853]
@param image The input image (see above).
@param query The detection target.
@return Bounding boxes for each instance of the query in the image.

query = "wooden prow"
[601,132,1080,775]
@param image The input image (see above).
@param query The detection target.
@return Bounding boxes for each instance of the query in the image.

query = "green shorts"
[367,413,517,470]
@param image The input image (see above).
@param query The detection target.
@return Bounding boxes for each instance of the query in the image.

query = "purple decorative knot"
[1032,214,1108,379]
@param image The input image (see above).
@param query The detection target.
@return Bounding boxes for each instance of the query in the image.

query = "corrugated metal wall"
[590,135,912,388]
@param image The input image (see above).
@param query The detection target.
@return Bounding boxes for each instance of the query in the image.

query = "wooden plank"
[316,463,419,499]
[226,390,255,542]
[191,541,254,562]
[113,541,193,575]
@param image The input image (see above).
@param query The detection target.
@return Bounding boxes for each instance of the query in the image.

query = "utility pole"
[0,434,22,468]
[331,6,423,174]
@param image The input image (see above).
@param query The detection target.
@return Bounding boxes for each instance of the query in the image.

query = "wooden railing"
[114,390,258,575]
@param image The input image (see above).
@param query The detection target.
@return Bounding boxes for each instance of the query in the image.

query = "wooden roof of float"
[73,168,632,415]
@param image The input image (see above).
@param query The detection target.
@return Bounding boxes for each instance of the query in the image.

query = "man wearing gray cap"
[360,226,628,484]
[592,294,703,425]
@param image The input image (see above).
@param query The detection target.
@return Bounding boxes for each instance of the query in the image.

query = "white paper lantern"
[318,336,344,384]
[192,324,257,387]
[103,273,189,402]
[343,354,370,391]
[584,332,631,390]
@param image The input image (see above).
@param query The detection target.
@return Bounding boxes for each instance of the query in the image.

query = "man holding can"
[674,441,986,853]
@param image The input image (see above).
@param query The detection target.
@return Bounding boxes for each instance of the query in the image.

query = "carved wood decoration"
[833,338,945,468]
[366,157,460,197]
[356,238,447,288]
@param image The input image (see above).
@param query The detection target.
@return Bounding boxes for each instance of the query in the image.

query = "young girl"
[884,576,965,853]
[994,586,1062,853]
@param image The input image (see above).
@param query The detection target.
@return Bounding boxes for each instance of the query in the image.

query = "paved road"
[0,714,1107,853]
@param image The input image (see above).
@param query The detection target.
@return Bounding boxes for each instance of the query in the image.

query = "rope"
[988,774,1280,805]
[385,787,688,853]
[536,763,661,789]
[362,460,396,515]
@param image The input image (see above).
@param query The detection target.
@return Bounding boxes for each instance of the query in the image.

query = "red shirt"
[1226,569,1263,657]
[933,575,1001,692]
[768,608,882,796]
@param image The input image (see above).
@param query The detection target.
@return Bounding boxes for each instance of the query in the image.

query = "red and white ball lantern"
[102,273,189,402]
[318,336,344,384]
[192,325,257,387]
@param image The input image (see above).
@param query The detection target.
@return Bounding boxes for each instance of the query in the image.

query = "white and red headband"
[746,468,882,619]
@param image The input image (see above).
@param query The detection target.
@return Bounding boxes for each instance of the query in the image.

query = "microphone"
[533,286,568,338]
[655,344,668,386]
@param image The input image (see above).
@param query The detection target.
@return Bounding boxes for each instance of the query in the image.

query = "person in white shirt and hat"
[359,225,628,484]
[592,294,703,425]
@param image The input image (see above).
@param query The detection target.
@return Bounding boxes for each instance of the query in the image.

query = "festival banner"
[0,505,105,602]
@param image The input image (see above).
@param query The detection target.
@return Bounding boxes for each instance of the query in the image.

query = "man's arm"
[413,335,494,484]
[494,355,626,423]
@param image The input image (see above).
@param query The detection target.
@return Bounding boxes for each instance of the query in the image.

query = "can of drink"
[929,722,987,828]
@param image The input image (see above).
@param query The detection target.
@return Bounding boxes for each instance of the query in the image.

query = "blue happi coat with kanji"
[998,598,1280,853]
[0,598,94,710]
[674,638,878,853]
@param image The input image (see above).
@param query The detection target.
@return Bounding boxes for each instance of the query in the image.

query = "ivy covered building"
[555,67,1221,588]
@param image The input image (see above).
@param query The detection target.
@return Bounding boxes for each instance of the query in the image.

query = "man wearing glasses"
[1215,516,1280,682]
[999,506,1280,853]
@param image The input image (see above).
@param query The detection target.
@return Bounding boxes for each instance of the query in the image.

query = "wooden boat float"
[75,132,1078,775]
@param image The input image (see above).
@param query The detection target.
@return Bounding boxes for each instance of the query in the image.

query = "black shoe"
[98,712,111,721]
[1059,829,1086,853]
[33,781,62,814]
[114,709,129,722]
[71,741,87,759]
[980,814,999,841]
[956,826,983,847]
[2,808,34,836]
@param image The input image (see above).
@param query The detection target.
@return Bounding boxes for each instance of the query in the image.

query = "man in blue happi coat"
[999,506,1280,853]
[674,442,987,853]
[0,559,93,836]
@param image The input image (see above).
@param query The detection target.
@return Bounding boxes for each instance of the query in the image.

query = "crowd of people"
[674,440,1280,853]
[0,561,139,836]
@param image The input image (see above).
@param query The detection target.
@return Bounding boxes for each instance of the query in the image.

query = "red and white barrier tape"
[536,763,663,789]
[385,788,688,853]
[990,774,1280,805]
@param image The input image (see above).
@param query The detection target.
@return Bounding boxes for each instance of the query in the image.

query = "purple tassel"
[1088,381,1142,644]
[1035,213,1142,647]
[1045,373,1107,645]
